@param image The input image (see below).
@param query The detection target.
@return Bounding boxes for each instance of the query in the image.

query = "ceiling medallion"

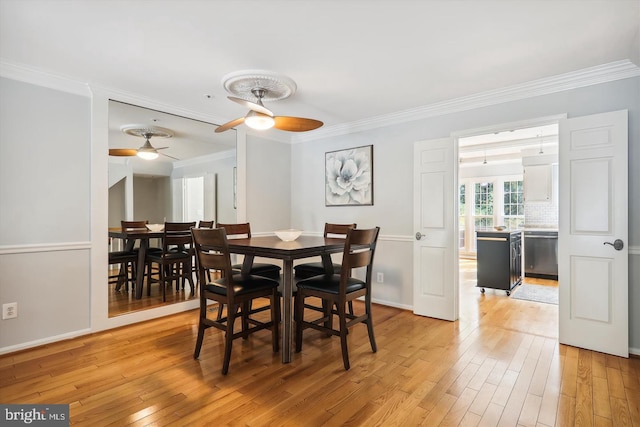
[221,69,297,102]
[120,124,174,139]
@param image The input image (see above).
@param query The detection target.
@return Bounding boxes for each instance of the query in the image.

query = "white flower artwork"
[325,145,373,206]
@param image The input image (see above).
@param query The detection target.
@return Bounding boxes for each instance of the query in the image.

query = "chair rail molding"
[0,241,91,255]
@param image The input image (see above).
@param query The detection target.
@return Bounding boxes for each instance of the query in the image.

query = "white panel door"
[559,110,628,357]
[413,138,457,321]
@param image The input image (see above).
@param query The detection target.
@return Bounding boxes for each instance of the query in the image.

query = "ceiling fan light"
[244,111,275,130]
[137,150,159,160]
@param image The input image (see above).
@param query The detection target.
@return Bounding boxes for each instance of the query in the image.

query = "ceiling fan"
[215,69,323,133]
[109,126,178,160]
[216,88,323,133]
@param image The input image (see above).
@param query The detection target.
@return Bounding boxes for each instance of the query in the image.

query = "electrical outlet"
[2,302,18,320]
[377,272,384,283]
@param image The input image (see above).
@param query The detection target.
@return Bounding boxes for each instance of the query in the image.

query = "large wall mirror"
[107,100,236,317]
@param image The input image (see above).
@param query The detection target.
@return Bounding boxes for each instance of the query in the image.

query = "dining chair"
[294,223,357,314]
[294,223,356,278]
[193,220,215,282]
[192,227,280,375]
[147,222,196,301]
[108,220,150,292]
[217,223,282,280]
[108,250,137,291]
[294,227,380,370]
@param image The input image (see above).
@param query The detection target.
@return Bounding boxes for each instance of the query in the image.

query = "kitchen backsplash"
[524,200,558,227]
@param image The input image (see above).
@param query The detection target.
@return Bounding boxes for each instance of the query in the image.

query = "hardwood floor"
[108,267,198,317]
[2,263,638,426]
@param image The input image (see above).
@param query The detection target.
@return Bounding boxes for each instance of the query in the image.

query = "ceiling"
[1,0,639,146]
[108,100,236,164]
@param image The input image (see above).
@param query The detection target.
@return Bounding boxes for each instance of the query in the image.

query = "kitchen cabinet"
[476,230,522,295]
[524,165,552,202]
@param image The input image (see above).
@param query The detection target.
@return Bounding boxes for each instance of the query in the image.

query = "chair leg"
[338,302,350,370]
[241,301,250,339]
[348,300,354,316]
[193,309,206,359]
[222,305,236,375]
[161,264,167,302]
[216,303,224,320]
[365,298,377,353]
[294,293,304,353]
[271,291,279,353]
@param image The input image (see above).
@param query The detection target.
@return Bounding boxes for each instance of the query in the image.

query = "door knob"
[603,239,624,251]
[415,232,425,240]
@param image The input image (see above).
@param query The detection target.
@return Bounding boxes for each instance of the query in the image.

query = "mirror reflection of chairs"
[192,227,280,375]
[147,222,196,302]
[294,227,380,370]
[108,220,148,293]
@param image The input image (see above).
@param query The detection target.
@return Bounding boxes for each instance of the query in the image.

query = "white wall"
[246,135,291,232]
[291,77,640,345]
[0,77,91,349]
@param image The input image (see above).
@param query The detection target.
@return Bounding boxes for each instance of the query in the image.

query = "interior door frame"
[450,114,567,312]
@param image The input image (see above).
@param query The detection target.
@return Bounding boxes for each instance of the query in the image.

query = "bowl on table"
[493,225,507,231]
[275,229,302,241]
[146,223,164,232]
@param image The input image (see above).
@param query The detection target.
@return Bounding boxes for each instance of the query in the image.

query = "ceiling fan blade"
[228,96,273,116]
[273,116,324,132]
[160,152,180,161]
[215,117,245,133]
[109,148,138,156]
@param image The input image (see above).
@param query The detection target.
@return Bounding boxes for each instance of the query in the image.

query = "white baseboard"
[0,328,91,355]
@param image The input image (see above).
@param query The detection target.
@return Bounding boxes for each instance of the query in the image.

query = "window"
[503,180,524,229]
[459,184,466,249]
[474,182,493,230]
[459,175,523,256]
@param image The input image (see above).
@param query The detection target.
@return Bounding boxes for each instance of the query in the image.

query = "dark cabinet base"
[476,230,522,296]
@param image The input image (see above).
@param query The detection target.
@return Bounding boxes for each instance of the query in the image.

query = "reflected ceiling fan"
[215,69,323,133]
[109,126,178,160]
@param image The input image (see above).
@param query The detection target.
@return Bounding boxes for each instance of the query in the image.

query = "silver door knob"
[416,232,425,240]
[603,239,624,251]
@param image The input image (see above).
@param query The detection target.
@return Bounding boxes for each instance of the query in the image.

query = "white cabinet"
[524,164,552,201]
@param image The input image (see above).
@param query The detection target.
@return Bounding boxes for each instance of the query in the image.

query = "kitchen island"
[476,230,522,295]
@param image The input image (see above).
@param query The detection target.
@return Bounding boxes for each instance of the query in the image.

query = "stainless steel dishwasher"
[524,230,558,279]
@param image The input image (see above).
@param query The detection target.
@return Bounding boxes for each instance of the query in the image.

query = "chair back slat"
[339,227,380,291]
[217,223,251,238]
[324,223,356,238]
[192,228,234,285]
[162,222,196,252]
[121,220,148,230]
[198,220,215,228]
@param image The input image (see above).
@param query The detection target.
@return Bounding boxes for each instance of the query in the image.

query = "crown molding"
[292,59,640,143]
[4,59,638,145]
[0,60,91,97]
[172,148,236,169]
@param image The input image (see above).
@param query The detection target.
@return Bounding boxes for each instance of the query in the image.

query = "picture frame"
[325,145,373,206]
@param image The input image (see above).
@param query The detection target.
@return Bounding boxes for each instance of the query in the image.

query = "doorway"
[456,121,559,334]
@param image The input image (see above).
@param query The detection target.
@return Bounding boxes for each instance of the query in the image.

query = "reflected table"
[108,228,163,299]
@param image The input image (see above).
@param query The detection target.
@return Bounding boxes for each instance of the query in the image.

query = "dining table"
[226,235,348,363]
[108,227,164,299]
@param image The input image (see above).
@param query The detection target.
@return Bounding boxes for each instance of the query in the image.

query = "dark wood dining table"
[226,235,347,363]
[109,227,163,300]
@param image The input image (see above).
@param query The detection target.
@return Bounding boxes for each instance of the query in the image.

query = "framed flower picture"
[325,145,373,206]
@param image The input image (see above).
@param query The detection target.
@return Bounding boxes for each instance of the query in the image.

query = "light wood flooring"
[2,262,638,426]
